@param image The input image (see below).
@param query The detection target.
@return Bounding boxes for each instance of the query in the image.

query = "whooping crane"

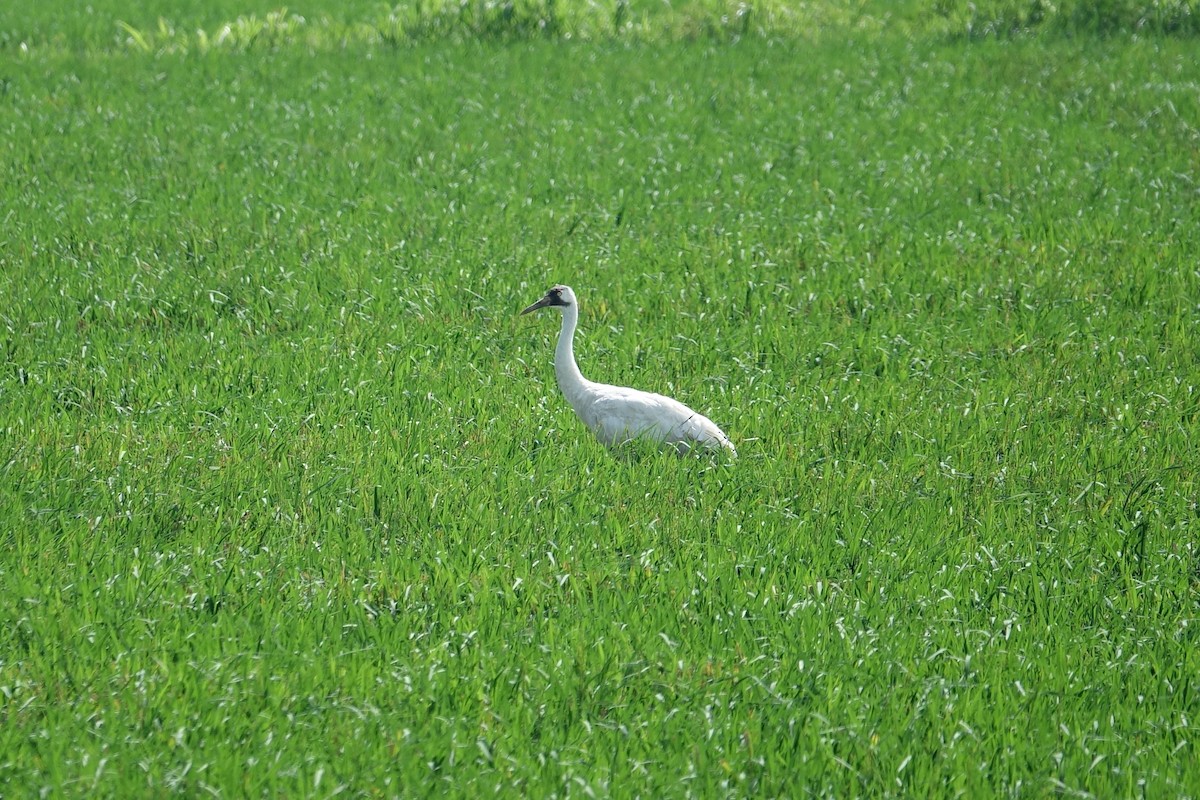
[521,285,736,456]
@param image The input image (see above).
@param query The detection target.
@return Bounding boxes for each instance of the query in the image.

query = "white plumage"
[521,285,736,456]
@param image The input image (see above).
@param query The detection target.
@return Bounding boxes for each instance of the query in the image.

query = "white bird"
[521,285,736,456]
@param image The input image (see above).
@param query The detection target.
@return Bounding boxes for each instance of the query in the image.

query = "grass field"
[2,2,1198,797]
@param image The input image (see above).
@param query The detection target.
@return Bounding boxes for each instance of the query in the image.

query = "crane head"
[521,285,575,315]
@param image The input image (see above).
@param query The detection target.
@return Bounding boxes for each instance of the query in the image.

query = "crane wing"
[578,385,735,454]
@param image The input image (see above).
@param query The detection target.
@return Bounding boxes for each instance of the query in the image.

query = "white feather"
[522,285,736,456]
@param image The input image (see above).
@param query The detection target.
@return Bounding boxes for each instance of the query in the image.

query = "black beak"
[521,295,553,315]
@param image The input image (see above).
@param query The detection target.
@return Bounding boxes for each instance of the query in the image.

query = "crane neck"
[554,303,591,403]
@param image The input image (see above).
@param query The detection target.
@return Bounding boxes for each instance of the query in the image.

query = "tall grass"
[935,0,1200,38]
[5,0,1196,57]
[1,2,1198,797]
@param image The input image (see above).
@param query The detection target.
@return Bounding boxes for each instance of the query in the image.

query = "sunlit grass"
[1,6,1198,798]
[3,0,890,55]
[8,0,1196,57]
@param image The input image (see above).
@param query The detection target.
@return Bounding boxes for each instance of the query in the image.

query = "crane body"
[522,285,736,456]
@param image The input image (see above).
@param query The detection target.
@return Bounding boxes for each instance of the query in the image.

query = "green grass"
[2,3,1199,797]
